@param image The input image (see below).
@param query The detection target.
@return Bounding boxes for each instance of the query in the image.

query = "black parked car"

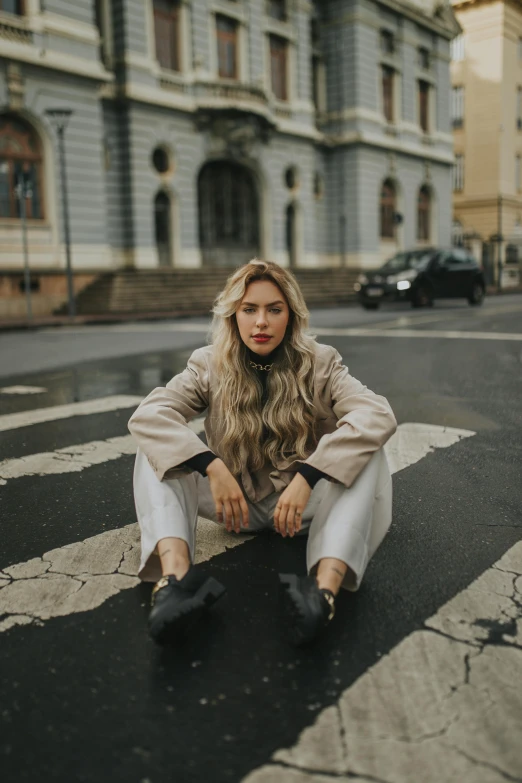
[354,248,486,309]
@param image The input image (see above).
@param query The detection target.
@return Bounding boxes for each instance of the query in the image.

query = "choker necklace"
[249,360,272,371]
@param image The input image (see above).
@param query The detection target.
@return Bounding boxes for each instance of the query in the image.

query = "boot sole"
[149,576,226,645]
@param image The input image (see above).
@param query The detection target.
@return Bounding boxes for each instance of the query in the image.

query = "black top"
[183,349,331,490]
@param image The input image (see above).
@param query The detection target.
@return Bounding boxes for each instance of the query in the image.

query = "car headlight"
[357,274,369,285]
[397,280,411,290]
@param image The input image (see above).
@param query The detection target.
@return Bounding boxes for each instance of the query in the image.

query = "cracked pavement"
[243,543,522,783]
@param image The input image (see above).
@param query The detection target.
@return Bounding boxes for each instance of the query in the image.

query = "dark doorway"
[198,161,259,267]
[154,191,172,267]
[286,202,297,268]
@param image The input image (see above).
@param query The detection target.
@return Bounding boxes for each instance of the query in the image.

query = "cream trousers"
[133,448,393,590]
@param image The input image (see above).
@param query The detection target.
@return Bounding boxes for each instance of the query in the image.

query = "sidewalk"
[1,287,521,333]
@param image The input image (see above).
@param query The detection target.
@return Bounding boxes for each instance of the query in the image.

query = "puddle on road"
[0,348,194,416]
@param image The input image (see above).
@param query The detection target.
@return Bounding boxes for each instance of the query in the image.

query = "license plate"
[366,287,384,297]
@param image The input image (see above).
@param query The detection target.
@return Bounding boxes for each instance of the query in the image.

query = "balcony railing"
[0,15,32,45]
[194,81,268,106]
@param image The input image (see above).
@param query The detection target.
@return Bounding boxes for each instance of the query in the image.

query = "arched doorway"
[198,161,259,266]
[380,179,396,240]
[286,202,298,268]
[154,190,172,267]
[417,185,431,242]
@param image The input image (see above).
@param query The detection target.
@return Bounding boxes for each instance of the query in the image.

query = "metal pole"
[57,126,75,318]
[497,194,503,293]
[16,174,33,322]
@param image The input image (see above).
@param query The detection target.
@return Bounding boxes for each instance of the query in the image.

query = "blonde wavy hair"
[210,259,318,476]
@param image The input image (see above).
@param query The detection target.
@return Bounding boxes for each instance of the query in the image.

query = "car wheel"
[468,283,485,306]
[362,302,380,310]
[411,285,433,308]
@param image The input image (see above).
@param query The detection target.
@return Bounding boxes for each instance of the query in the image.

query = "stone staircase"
[58,268,359,316]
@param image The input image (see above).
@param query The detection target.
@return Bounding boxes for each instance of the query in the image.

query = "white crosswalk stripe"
[0,417,205,485]
[0,395,143,432]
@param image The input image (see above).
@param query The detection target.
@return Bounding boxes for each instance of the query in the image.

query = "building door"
[198,161,259,266]
[154,191,171,267]
[286,202,297,268]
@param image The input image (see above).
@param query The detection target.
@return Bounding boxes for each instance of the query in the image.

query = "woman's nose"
[256,311,268,326]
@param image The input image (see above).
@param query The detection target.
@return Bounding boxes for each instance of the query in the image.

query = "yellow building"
[451,0,522,286]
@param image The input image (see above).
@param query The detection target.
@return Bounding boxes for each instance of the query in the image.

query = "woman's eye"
[243,308,255,313]
[270,308,282,314]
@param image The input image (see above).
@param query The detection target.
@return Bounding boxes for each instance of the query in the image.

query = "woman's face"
[236,279,290,356]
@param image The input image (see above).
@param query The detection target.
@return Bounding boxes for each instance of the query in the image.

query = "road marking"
[0,417,205,485]
[0,420,465,486]
[0,423,474,632]
[0,385,47,395]
[361,302,522,331]
[243,541,522,783]
[313,327,522,341]
[0,395,143,433]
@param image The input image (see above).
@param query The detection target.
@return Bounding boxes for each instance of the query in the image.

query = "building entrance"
[198,161,259,266]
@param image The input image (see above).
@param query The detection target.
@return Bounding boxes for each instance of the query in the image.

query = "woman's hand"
[274,473,311,538]
[206,459,249,533]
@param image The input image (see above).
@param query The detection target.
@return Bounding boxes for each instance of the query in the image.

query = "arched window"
[154,191,172,267]
[417,185,431,241]
[198,161,259,266]
[380,179,396,239]
[0,115,43,220]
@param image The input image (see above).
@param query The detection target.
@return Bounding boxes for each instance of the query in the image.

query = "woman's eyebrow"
[241,300,285,307]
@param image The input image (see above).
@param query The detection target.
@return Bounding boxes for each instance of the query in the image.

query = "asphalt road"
[0,295,521,783]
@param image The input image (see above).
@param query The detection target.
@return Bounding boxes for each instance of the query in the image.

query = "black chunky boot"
[148,567,226,644]
[279,573,335,646]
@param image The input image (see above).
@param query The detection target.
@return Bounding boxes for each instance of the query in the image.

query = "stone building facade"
[0,0,459,315]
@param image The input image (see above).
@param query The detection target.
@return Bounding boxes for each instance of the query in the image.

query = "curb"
[0,289,520,332]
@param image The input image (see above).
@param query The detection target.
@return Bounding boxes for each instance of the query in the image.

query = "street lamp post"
[497,194,503,293]
[45,108,75,318]
[14,168,34,322]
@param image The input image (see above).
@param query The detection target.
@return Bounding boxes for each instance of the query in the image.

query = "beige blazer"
[128,342,397,503]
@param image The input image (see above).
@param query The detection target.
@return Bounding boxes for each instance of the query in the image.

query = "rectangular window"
[419,80,430,132]
[382,66,394,123]
[380,29,395,55]
[153,0,181,72]
[0,0,24,14]
[518,87,522,130]
[270,34,288,101]
[517,155,521,192]
[216,15,238,79]
[267,0,286,21]
[451,34,465,62]
[453,154,464,192]
[418,47,430,70]
[518,37,522,61]
[451,85,464,128]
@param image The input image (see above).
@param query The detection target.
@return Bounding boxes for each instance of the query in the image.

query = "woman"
[129,260,396,646]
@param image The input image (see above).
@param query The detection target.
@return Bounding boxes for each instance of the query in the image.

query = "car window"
[449,249,468,264]
[381,252,410,271]
[437,252,451,266]
[382,251,433,272]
